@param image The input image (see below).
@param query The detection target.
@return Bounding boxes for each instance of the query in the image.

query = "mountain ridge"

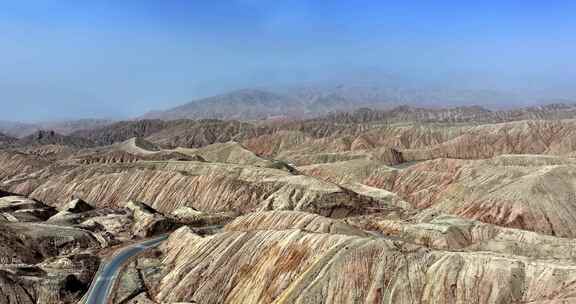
[140,85,561,121]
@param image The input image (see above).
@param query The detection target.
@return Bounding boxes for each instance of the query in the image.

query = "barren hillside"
[3,104,576,303]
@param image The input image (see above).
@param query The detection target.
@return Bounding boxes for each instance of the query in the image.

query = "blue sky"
[1,0,576,121]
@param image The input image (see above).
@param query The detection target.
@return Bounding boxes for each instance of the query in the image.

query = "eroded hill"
[3,104,576,303]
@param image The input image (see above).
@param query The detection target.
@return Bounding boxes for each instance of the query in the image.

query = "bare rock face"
[6,160,387,219]
[2,222,104,260]
[10,108,576,304]
[125,293,156,304]
[144,119,265,149]
[68,120,169,146]
[0,221,103,303]
[61,198,93,213]
[225,211,369,236]
[47,206,129,244]
[0,195,57,222]
[0,270,35,304]
[281,150,369,166]
[170,206,204,219]
[346,211,576,261]
[79,212,133,240]
[145,151,198,162]
[185,154,206,162]
[36,254,100,304]
[363,156,576,238]
[109,248,166,304]
[174,141,275,167]
[111,260,146,304]
[151,227,576,304]
[171,206,237,226]
[370,147,405,166]
[0,194,128,303]
[76,150,144,164]
[124,201,179,238]
[75,148,198,165]
[241,116,576,167]
[17,144,76,160]
[0,151,49,182]
[0,195,104,263]
[299,159,395,185]
[350,135,375,151]
[124,137,162,153]
[400,120,576,161]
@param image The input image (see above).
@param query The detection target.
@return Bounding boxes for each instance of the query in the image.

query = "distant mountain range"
[0,119,114,138]
[3,103,575,150]
[1,85,573,138]
[142,89,303,121]
[314,103,576,124]
[142,85,547,121]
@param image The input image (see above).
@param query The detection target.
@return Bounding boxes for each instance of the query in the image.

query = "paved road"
[83,235,168,304]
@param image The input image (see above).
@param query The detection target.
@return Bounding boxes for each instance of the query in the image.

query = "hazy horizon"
[2,1,576,121]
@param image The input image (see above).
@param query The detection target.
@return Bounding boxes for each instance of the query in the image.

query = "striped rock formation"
[149,226,576,304]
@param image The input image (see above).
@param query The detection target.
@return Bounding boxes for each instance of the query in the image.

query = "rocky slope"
[0,191,196,304]
[144,119,267,148]
[69,118,268,149]
[242,117,576,167]
[356,155,576,238]
[296,153,576,239]
[16,144,76,160]
[6,104,576,303]
[15,130,96,148]
[69,120,169,146]
[124,200,179,237]
[0,150,50,181]
[19,104,576,159]
[400,120,576,161]
[0,195,105,304]
[144,226,576,304]
[225,211,369,236]
[316,103,576,124]
[172,141,276,167]
[2,160,387,219]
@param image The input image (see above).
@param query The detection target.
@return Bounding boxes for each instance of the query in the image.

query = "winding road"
[82,225,222,304]
[82,235,168,304]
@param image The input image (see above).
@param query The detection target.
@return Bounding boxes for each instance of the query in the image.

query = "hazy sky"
[2,0,576,121]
